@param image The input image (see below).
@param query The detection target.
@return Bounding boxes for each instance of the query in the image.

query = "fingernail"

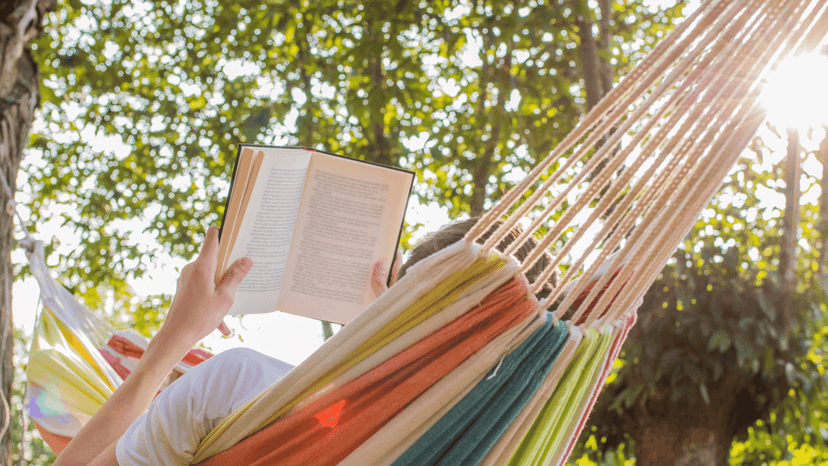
[240,258,253,269]
[376,261,386,271]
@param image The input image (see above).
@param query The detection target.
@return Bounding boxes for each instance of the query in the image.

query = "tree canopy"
[25,0,684,314]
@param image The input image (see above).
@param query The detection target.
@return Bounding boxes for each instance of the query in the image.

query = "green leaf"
[733,336,755,366]
[708,331,731,352]
[243,107,272,142]
[756,290,777,321]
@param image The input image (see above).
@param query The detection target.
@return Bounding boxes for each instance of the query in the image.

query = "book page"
[224,147,312,315]
[279,153,413,324]
[215,147,262,283]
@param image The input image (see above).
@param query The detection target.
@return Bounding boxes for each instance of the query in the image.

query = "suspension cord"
[0,166,36,443]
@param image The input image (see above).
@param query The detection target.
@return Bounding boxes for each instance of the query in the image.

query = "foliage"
[578,131,828,460]
[623,261,823,409]
[729,322,828,465]
[568,439,636,466]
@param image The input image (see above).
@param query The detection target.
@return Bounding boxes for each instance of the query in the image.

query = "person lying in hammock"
[54,219,555,466]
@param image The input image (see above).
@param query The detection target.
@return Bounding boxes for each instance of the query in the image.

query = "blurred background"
[2,0,828,464]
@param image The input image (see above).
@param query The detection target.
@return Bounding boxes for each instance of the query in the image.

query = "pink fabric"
[572,268,631,326]
[98,349,132,380]
[106,334,214,367]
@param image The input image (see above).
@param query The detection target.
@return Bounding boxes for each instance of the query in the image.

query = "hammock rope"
[473,0,827,327]
[522,0,759,293]
[471,0,722,246]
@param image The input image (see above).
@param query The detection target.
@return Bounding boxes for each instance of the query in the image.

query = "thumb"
[370,260,388,299]
[217,257,253,296]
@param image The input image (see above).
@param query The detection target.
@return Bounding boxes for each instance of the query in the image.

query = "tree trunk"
[575,9,604,111]
[297,40,316,146]
[817,130,828,286]
[630,377,741,466]
[779,127,800,329]
[469,24,510,216]
[0,1,54,463]
[633,417,730,466]
[472,80,507,216]
[368,23,392,167]
[596,0,614,95]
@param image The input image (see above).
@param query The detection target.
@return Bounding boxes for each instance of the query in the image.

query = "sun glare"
[762,53,828,131]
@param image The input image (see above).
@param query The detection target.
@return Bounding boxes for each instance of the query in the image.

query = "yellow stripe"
[27,349,114,417]
[34,308,116,392]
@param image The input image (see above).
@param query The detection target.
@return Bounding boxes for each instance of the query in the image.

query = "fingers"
[218,320,231,336]
[217,257,253,297]
[370,260,388,299]
[199,226,221,266]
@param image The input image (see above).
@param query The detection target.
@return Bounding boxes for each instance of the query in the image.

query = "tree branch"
[574,2,603,110]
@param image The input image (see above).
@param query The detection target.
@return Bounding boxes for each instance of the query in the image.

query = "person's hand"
[370,250,403,300]
[162,226,252,347]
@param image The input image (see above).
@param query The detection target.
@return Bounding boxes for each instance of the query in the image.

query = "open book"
[216,145,414,324]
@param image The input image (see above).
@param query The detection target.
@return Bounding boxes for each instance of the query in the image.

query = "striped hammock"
[25,0,828,464]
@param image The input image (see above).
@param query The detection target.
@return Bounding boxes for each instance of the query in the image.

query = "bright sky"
[762,53,828,131]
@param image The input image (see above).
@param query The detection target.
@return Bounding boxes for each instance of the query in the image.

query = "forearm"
[54,327,195,466]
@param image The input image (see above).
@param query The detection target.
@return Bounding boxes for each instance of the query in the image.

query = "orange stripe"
[34,422,72,455]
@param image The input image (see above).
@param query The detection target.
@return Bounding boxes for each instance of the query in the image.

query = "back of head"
[398,217,557,299]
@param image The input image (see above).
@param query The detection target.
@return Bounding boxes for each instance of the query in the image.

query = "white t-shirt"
[116,347,294,466]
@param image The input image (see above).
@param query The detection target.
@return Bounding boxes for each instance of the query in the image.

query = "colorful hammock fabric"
[22,0,828,465]
[23,240,213,454]
[390,314,569,466]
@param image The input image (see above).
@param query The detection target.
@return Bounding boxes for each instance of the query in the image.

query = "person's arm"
[55,226,252,466]
[88,444,118,466]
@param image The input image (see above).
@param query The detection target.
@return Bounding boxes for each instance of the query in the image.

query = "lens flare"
[762,53,828,131]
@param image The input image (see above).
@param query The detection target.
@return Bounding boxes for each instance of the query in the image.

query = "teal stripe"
[392,314,569,466]
[508,325,614,465]
[438,318,569,465]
